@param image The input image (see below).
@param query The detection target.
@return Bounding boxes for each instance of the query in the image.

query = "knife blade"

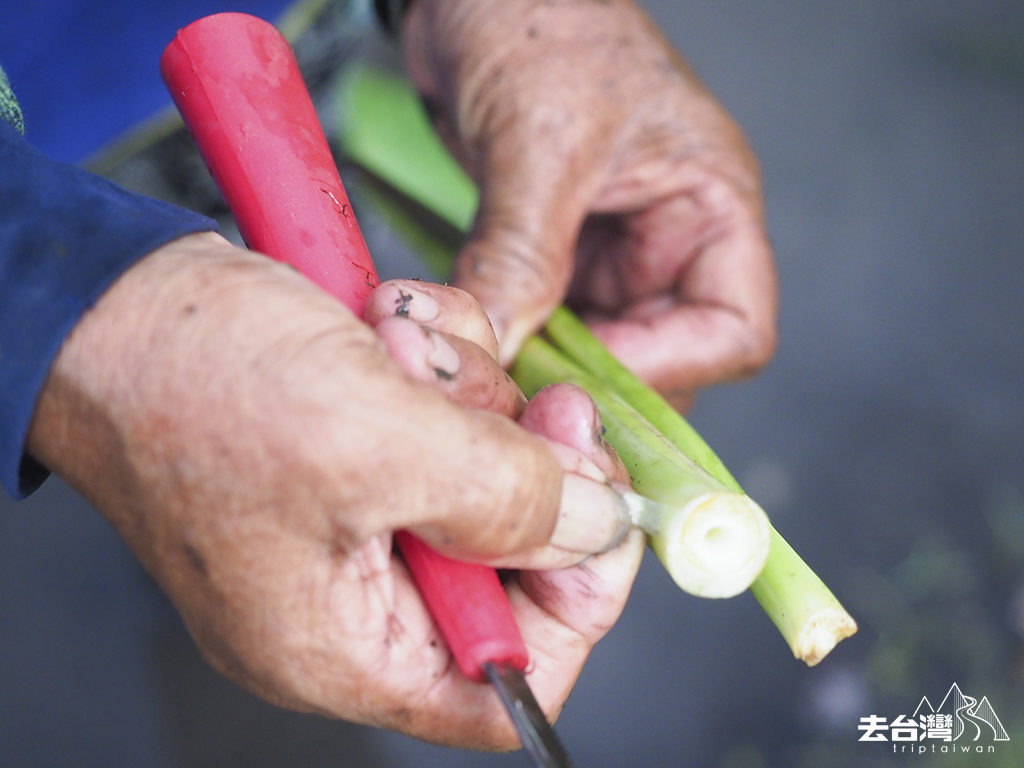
[619,489,678,535]
[484,661,574,768]
[396,532,573,768]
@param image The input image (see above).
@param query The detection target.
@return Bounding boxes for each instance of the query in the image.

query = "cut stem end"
[652,492,771,599]
[795,610,859,667]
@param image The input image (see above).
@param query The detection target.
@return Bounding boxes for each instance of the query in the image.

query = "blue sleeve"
[0,120,217,499]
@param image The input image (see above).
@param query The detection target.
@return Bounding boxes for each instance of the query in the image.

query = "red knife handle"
[160,12,377,316]
[161,13,529,684]
[395,532,529,682]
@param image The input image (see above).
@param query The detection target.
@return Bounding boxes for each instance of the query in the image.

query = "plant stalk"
[514,337,771,599]
[335,64,857,663]
[538,309,857,664]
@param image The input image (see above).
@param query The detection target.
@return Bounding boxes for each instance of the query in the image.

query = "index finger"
[364,279,500,361]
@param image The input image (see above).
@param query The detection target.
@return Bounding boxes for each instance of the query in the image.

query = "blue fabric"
[0,0,292,162]
[0,120,217,498]
[0,3,277,498]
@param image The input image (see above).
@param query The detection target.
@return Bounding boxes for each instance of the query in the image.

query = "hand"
[402,0,777,409]
[26,231,643,747]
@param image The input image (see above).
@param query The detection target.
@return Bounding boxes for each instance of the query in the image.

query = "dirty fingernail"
[393,283,440,322]
[550,474,632,554]
[426,330,460,380]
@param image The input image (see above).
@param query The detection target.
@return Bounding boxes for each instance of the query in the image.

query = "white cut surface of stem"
[649,491,771,598]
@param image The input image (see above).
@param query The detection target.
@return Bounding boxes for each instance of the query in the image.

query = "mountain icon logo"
[911,683,1010,742]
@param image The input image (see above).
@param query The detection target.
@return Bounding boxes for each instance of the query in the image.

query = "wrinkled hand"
[403,0,777,408]
[26,232,643,748]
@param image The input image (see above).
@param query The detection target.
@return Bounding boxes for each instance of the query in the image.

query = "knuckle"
[466,426,560,555]
[460,224,565,293]
[736,321,777,377]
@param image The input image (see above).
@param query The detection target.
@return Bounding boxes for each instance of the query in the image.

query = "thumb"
[453,150,590,365]
[400,405,628,564]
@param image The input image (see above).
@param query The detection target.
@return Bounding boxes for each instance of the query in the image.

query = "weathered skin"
[27,232,643,749]
[23,0,777,750]
[403,0,777,408]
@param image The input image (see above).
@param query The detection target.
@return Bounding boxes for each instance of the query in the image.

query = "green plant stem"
[545,307,739,487]
[335,64,856,663]
[537,309,857,665]
[513,337,771,599]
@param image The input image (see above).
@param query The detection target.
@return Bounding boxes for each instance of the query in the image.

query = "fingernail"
[488,315,509,359]
[392,283,440,323]
[550,474,633,554]
[426,330,460,380]
[497,316,537,367]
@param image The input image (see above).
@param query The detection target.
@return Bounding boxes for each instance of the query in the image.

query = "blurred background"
[2,1,1022,766]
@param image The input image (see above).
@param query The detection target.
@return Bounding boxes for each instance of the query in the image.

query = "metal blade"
[483,661,574,768]
[620,490,678,536]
